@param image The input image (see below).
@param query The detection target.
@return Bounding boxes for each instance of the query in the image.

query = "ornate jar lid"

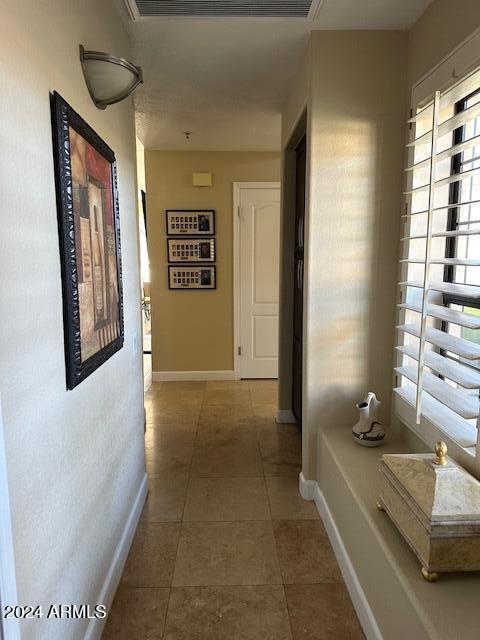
[381,442,480,534]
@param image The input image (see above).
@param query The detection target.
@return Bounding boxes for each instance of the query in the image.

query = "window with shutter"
[395,66,480,478]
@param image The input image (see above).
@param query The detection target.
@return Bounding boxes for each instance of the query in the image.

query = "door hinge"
[238,346,242,356]
[237,205,242,219]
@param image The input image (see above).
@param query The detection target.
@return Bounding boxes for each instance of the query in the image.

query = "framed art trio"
[165,210,217,290]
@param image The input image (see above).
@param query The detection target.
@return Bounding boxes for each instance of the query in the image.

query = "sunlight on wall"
[309,117,377,389]
[297,30,407,479]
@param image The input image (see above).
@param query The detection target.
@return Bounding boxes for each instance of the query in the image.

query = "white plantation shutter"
[395,66,480,477]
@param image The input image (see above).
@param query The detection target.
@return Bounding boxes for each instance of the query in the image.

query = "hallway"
[103,380,363,639]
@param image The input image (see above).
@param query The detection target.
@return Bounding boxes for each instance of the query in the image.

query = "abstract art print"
[51,92,123,389]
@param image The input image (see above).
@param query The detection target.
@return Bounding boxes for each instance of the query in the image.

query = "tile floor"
[102,380,364,640]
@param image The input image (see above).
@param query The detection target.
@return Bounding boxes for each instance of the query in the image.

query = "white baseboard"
[312,482,383,640]
[298,471,317,500]
[153,370,235,382]
[84,473,148,640]
[276,409,297,424]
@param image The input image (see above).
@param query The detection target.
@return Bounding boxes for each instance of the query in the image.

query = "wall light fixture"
[79,45,143,110]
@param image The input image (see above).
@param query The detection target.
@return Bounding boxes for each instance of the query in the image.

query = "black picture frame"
[51,91,124,390]
[167,237,216,263]
[166,209,216,236]
[168,265,216,290]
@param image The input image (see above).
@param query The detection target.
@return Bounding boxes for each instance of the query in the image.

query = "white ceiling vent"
[125,0,316,18]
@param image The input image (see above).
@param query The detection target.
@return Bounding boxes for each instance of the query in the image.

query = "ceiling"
[117,0,433,151]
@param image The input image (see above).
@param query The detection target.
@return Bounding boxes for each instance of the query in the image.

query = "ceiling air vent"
[127,0,314,18]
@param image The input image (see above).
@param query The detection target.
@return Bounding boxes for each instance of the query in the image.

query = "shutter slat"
[398,323,480,359]
[401,229,480,240]
[403,198,480,217]
[406,129,432,148]
[399,302,480,329]
[400,234,427,240]
[405,157,432,172]
[404,166,480,195]
[394,387,478,447]
[437,100,480,137]
[432,229,480,238]
[396,344,480,388]
[400,280,480,299]
[395,365,479,418]
[435,134,480,164]
[407,102,433,124]
[401,258,480,266]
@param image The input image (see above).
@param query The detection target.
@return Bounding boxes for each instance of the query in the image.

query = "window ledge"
[317,423,480,640]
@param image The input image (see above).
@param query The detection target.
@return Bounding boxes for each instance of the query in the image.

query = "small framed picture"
[168,265,216,290]
[167,238,215,263]
[166,210,215,235]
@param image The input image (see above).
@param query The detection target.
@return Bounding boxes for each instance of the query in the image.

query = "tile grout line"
[252,387,294,637]
[160,385,205,639]
[253,382,296,640]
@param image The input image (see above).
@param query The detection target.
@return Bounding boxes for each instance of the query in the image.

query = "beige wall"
[280,31,408,479]
[0,1,144,639]
[145,151,280,373]
[281,42,311,148]
[408,0,480,86]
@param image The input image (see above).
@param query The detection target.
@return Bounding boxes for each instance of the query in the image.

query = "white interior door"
[236,183,280,379]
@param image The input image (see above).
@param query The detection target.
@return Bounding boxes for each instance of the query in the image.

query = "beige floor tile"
[266,476,319,520]
[197,404,255,445]
[249,380,279,405]
[198,403,254,427]
[203,387,252,405]
[256,423,300,441]
[258,428,302,476]
[205,380,250,391]
[190,443,263,477]
[146,446,194,477]
[183,477,270,521]
[263,461,303,477]
[196,404,256,446]
[273,520,342,584]
[196,423,257,447]
[160,381,206,392]
[145,422,197,449]
[148,390,205,407]
[258,427,302,460]
[285,584,364,639]
[141,474,189,522]
[121,523,180,588]
[102,587,169,640]
[252,404,279,425]
[147,405,201,423]
[163,586,292,640]
[173,521,282,586]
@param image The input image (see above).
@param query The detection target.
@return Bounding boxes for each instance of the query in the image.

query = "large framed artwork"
[51,91,124,389]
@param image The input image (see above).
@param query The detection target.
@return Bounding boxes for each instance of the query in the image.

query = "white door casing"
[234,183,280,379]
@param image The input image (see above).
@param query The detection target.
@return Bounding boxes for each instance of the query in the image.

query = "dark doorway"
[292,134,306,425]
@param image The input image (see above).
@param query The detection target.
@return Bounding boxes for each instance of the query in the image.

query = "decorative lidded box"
[377,442,480,581]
